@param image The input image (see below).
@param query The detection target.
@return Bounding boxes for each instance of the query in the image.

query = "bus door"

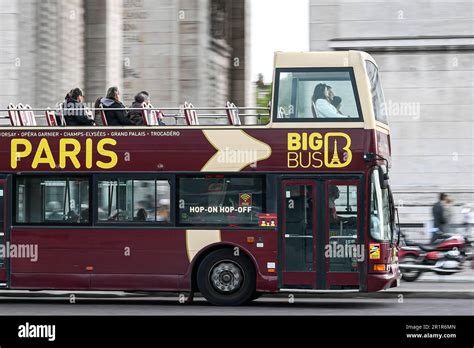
[325,180,361,289]
[280,178,362,290]
[0,180,7,285]
[281,180,317,287]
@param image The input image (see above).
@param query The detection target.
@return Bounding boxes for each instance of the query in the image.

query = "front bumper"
[367,264,401,292]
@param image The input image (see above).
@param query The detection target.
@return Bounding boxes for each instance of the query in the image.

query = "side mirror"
[378,166,389,189]
[388,186,398,247]
[365,153,390,189]
[395,207,401,247]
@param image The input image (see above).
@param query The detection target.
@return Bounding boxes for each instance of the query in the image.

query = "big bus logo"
[10,138,118,169]
[287,132,352,169]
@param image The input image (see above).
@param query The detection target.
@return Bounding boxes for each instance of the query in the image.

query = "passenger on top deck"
[100,86,134,126]
[140,90,151,107]
[127,93,147,126]
[311,83,347,118]
[93,97,104,126]
[63,88,95,126]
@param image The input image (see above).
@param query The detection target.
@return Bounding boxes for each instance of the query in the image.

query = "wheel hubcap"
[210,262,243,293]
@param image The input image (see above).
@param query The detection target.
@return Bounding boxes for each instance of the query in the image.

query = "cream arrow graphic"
[186,229,221,262]
[201,129,272,172]
[185,130,271,264]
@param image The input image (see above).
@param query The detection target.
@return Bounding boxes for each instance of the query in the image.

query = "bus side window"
[97,179,170,223]
[178,176,264,226]
[328,184,357,235]
[15,177,89,224]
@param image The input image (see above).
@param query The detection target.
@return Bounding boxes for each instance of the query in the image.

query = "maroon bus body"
[0,127,398,294]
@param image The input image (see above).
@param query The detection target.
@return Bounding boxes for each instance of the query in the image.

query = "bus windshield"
[365,61,388,124]
[274,68,362,121]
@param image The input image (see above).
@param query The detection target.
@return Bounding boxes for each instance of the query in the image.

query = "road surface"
[0,295,472,316]
[0,277,472,316]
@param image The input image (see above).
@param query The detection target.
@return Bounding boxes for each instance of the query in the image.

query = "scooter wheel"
[400,255,422,282]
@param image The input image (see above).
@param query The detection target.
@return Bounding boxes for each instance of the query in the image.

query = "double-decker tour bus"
[0,51,400,305]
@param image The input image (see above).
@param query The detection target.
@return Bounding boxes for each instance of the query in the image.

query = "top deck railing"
[0,103,272,128]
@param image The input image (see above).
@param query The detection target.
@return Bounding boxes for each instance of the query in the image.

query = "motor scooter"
[399,230,473,282]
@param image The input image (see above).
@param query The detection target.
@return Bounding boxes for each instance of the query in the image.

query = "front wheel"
[197,249,256,306]
[400,255,422,282]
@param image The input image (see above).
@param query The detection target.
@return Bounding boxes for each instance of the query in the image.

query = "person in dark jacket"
[127,93,147,125]
[431,193,451,242]
[100,87,134,126]
[93,97,104,126]
[63,88,95,126]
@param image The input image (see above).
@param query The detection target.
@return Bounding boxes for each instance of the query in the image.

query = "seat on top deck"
[142,105,164,126]
[24,104,37,126]
[8,103,37,126]
[183,101,199,125]
[7,103,21,126]
[225,101,241,126]
[99,104,108,126]
[45,108,58,126]
[181,101,242,126]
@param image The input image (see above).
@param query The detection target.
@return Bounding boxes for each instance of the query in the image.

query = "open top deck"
[1,51,388,132]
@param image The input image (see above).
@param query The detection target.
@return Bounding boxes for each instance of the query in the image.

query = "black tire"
[400,255,422,282]
[197,249,256,306]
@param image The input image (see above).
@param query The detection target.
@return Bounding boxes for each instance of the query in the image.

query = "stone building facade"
[0,0,85,108]
[122,0,250,113]
[0,0,251,117]
[309,0,474,232]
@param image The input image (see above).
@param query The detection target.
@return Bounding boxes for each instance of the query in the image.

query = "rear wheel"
[400,255,422,282]
[197,249,255,306]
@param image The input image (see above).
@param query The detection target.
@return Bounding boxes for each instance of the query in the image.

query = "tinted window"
[97,179,170,222]
[328,184,359,272]
[179,176,264,226]
[275,68,362,121]
[365,61,388,124]
[16,177,89,224]
[284,184,314,272]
